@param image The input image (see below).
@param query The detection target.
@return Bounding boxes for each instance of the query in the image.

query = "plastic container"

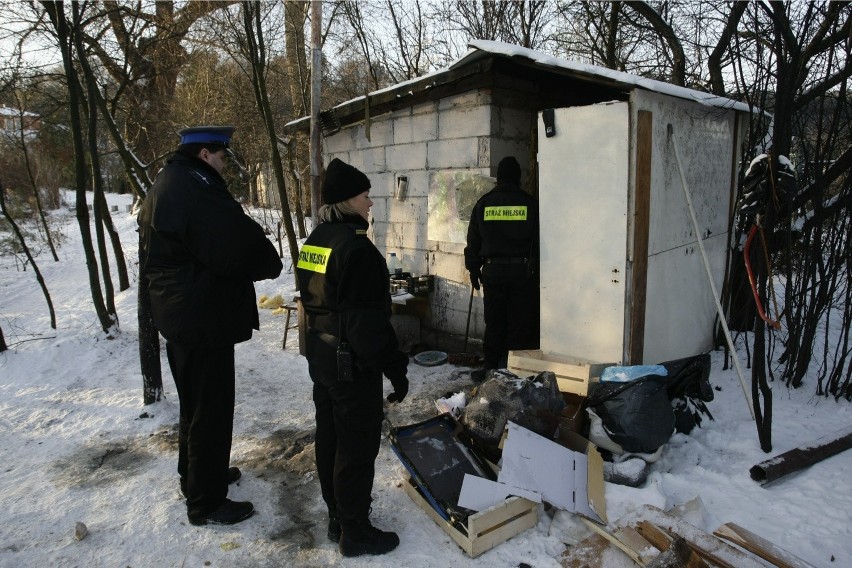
[387,252,402,276]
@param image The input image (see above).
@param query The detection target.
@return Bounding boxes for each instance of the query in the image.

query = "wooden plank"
[562,533,611,568]
[468,494,537,536]
[634,507,768,568]
[636,521,674,552]
[628,109,653,364]
[581,518,646,566]
[646,537,709,568]
[469,504,538,557]
[616,526,661,565]
[636,523,709,568]
[713,523,815,568]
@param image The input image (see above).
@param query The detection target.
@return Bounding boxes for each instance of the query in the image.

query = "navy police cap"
[178,126,235,147]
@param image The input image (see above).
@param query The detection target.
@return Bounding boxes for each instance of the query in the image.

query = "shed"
[284,40,752,365]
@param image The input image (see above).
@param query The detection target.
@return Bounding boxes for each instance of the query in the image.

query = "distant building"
[0,106,41,142]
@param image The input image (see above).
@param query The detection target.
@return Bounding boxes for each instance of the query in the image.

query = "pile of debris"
[563,501,814,568]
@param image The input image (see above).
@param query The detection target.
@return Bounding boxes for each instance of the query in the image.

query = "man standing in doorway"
[465,156,540,381]
[139,126,283,526]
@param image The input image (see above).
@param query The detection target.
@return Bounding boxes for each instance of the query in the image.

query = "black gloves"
[387,376,409,403]
[470,269,481,291]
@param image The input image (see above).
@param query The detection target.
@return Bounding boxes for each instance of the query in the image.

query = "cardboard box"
[500,422,607,524]
[560,392,587,434]
[508,349,612,396]
[404,477,538,557]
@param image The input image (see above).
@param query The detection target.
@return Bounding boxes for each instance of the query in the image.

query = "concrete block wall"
[324,90,535,349]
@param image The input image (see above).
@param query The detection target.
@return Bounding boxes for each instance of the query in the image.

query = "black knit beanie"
[322,158,371,204]
[497,156,521,184]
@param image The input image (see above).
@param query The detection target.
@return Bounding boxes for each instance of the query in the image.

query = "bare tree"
[283,0,309,237]
[83,1,237,167]
[551,1,686,84]
[0,179,55,329]
[41,1,116,335]
[7,91,59,261]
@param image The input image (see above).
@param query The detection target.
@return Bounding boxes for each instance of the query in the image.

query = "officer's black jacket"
[464,181,540,273]
[138,151,283,346]
[296,215,407,384]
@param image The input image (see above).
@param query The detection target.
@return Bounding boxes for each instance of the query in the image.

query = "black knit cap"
[497,156,521,183]
[322,158,371,204]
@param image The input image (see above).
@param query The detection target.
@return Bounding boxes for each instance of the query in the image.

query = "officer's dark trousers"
[166,341,235,517]
[307,333,383,527]
[482,264,540,370]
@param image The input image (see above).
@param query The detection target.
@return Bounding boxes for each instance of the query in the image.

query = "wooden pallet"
[403,477,538,557]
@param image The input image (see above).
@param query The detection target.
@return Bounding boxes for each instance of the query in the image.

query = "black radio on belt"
[337,341,354,382]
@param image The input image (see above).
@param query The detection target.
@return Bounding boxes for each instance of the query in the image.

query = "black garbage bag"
[587,374,674,454]
[462,370,565,449]
[587,354,716,454]
[659,353,714,434]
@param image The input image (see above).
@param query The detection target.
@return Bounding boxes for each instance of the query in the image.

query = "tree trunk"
[138,228,163,404]
[604,2,620,70]
[44,1,115,335]
[283,138,307,238]
[14,101,59,262]
[0,180,56,329]
[752,272,773,453]
[284,0,309,239]
[624,1,686,86]
[0,324,7,352]
[708,2,748,95]
[243,2,300,267]
[72,1,159,400]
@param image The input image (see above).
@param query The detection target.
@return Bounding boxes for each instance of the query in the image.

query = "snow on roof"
[461,40,753,113]
[285,40,753,130]
[0,106,39,117]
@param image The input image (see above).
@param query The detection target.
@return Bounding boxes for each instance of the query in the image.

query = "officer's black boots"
[338,519,400,557]
[327,510,342,542]
[188,498,254,526]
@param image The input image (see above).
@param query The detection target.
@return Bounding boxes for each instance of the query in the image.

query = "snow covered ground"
[1,191,850,567]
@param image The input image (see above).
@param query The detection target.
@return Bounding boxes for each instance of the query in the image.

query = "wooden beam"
[628,110,653,364]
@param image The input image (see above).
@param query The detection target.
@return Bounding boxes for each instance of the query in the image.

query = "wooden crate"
[508,349,612,396]
[403,477,538,557]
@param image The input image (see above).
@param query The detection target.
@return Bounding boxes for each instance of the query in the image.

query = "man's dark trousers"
[166,341,235,517]
[482,263,539,370]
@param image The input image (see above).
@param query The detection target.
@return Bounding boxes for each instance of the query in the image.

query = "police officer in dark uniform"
[465,156,540,379]
[296,158,408,557]
[139,126,282,526]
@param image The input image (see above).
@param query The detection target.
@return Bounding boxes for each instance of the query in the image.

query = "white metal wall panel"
[537,103,629,363]
[630,90,737,363]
